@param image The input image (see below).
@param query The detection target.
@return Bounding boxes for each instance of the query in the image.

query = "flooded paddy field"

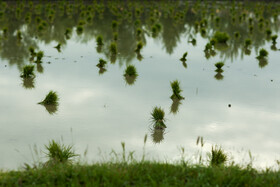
[0,0,280,169]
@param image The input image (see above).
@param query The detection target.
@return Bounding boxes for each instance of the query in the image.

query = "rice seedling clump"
[110,42,117,54]
[96,58,107,68]
[96,35,103,46]
[151,106,166,129]
[36,51,44,63]
[271,35,278,44]
[180,52,188,61]
[38,91,59,105]
[215,62,224,70]
[212,32,229,43]
[135,41,143,52]
[21,65,35,78]
[124,65,138,77]
[257,48,268,59]
[170,80,184,100]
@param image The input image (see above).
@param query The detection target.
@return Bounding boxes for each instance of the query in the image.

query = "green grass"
[1,160,279,186]
[209,146,227,166]
[45,140,77,165]
[38,91,59,105]
[0,140,280,186]
[21,65,35,78]
[170,80,184,100]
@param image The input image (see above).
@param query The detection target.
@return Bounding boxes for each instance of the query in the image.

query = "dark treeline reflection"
[0,0,279,70]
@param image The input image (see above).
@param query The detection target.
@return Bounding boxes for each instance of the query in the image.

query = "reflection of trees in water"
[0,1,279,70]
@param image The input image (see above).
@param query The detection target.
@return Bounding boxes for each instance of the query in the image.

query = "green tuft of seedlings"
[151,107,166,129]
[151,23,162,37]
[200,28,206,36]
[271,35,278,44]
[257,48,268,60]
[188,38,196,46]
[135,41,143,53]
[136,28,142,37]
[54,43,61,52]
[21,65,35,78]
[215,17,220,24]
[180,52,188,62]
[170,80,184,100]
[249,25,253,33]
[124,65,138,77]
[29,46,36,57]
[110,42,117,55]
[45,140,78,165]
[266,29,272,37]
[234,32,240,38]
[212,32,229,44]
[215,62,224,72]
[17,30,22,40]
[124,65,138,85]
[248,17,253,25]
[2,27,8,37]
[96,35,103,46]
[96,58,107,68]
[244,38,252,48]
[209,146,227,166]
[76,25,84,35]
[36,51,44,63]
[113,32,118,41]
[65,28,72,39]
[112,20,118,30]
[38,91,59,106]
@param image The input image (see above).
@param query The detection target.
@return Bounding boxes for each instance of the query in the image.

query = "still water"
[0,1,280,169]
